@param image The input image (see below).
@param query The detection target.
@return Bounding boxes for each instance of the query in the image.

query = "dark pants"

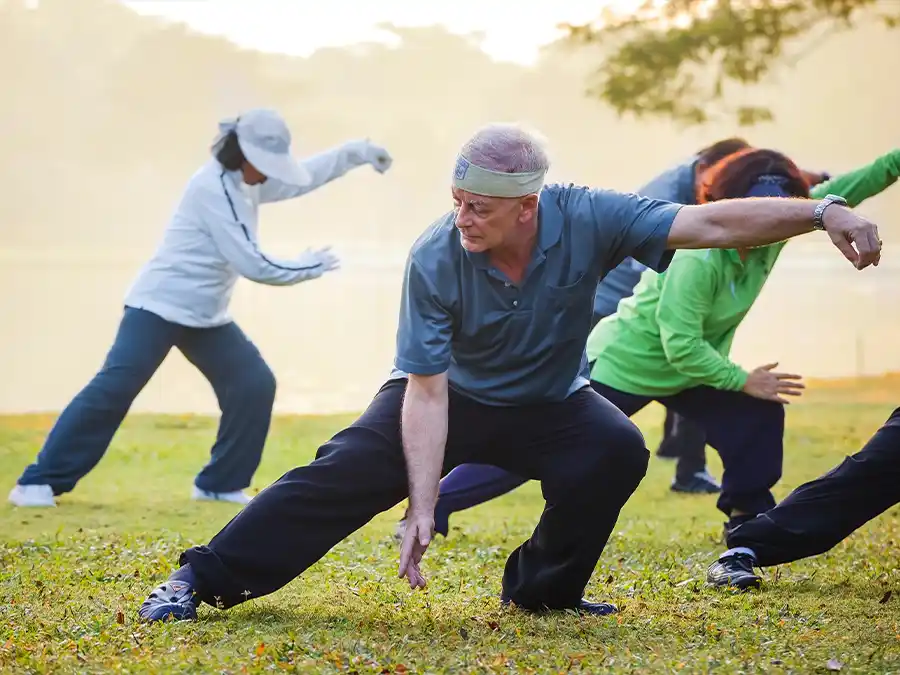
[17,307,276,495]
[594,383,783,516]
[179,379,649,611]
[590,311,708,480]
[658,409,709,481]
[423,381,783,525]
[727,407,900,566]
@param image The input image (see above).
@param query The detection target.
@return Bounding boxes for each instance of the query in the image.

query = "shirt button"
[504,282,511,288]
[512,300,518,307]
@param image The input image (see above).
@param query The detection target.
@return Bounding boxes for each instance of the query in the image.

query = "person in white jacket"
[8,108,393,508]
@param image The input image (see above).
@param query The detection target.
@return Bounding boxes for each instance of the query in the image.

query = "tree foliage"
[560,0,899,126]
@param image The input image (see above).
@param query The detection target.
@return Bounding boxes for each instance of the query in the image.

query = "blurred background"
[1,0,898,415]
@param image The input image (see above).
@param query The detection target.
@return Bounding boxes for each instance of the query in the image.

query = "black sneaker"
[500,595,618,616]
[671,470,721,494]
[707,553,761,590]
[138,579,199,622]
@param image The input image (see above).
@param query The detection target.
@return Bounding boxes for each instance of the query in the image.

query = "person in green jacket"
[586,146,899,534]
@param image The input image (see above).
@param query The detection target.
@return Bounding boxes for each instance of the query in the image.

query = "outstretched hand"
[309,245,340,273]
[364,140,393,174]
[743,362,804,404]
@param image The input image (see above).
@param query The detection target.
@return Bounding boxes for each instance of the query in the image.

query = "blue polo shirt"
[392,183,682,406]
[593,157,698,318]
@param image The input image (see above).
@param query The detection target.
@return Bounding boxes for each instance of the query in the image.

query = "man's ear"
[519,193,539,221]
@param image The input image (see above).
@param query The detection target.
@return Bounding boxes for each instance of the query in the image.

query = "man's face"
[451,187,538,253]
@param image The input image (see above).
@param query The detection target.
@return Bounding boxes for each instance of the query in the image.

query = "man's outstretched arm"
[667,197,881,270]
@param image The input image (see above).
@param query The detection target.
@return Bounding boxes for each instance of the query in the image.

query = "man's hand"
[822,204,882,270]
[398,510,434,589]
[742,363,804,404]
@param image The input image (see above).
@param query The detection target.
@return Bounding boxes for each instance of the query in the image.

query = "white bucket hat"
[212,108,312,187]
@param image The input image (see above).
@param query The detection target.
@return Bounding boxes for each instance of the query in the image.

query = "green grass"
[2,382,899,674]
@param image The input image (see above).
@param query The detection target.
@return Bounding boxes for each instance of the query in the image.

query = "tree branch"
[558,0,896,127]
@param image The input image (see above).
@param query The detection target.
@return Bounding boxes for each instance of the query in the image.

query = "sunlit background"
[2,0,899,415]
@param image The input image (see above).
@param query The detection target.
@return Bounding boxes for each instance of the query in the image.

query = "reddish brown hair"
[698,148,810,204]
[696,137,751,168]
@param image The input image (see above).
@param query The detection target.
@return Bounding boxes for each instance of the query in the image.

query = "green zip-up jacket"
[586,149,900,397]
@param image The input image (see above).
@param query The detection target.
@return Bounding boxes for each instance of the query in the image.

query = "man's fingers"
[829,231,860,267]
[862,228,882,268]
[853,229,879,270]
[760,362,778,371]
[774,372,802,381]
[407,559,426,589]
[398,528,415,578]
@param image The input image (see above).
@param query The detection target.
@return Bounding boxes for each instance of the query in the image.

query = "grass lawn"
[2,378,899,673]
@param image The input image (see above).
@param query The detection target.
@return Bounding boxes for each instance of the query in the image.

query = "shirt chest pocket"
[542,271,593,341]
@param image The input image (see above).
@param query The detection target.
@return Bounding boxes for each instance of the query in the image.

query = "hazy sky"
[120,0,639,64]
[3,0,898,415]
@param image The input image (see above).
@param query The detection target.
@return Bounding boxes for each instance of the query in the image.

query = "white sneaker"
[190,486,252,505]
[8,484,57,507]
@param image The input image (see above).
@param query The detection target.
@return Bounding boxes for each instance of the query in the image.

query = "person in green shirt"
[585,146,899,533]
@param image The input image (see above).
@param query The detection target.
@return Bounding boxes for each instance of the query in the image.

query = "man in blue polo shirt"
[136,123,881,622]
[412,140,752,535]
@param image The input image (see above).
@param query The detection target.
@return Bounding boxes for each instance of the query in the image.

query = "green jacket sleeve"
[810,149,900,207]
[656,255,750,391]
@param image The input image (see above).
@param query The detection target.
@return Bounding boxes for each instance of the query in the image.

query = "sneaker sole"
[708,576,761,591]
[140,602,198,622]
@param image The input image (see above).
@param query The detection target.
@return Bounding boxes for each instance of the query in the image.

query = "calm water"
[1,242,898,415]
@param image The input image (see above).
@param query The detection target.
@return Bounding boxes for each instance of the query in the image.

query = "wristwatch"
[813,193,848,231]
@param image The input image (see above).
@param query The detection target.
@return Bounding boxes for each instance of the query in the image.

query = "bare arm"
[667,198,882,269]
[402,372,449,521]
[398,371,449,589]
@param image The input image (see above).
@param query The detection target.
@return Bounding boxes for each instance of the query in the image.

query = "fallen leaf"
[880,590,892,604]
[395,664,408,673]
[826,658,843,671]
[116,610,125,625]
[487,620,500,631]
[255,642,265,657]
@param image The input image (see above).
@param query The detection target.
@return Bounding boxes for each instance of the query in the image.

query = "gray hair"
[459,123,551,174]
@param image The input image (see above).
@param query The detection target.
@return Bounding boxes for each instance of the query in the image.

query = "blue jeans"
[17,307,276,495]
